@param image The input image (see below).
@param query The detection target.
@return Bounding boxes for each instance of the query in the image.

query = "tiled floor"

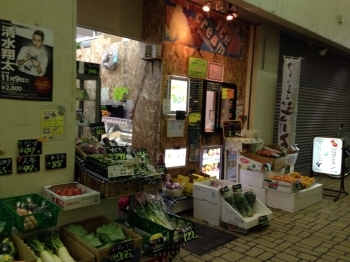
[177,174,350,262]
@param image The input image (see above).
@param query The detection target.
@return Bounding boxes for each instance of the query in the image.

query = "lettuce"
[96,223,126,242]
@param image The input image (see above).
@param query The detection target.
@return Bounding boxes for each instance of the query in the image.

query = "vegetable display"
[223,190,257,218]
[0,238,17,262]
[268,172,316,189]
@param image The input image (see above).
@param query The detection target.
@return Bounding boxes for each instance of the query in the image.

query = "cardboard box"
[285,151,298,166]
[43,182,100,210]
[193,179,237,205]
[172,173,211,197]
[242,185,267,205]
[262,145,288,171]
[239,168,271,189]
[266,183,322,212]
[0,235,37,262]
[221,198,273,229]
[193,199,223,226]
[238,153,274,173]
[263,177,296,193]
[62,216,142,262]
[61,231,95,262]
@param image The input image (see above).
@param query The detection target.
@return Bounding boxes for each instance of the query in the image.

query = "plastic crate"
[116,215,169,253]
[0,202,15,237]
[0,193,59,233]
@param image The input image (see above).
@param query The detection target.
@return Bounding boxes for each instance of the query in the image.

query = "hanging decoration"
[101,47,119,70]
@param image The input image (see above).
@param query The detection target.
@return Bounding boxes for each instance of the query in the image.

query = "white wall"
[0,0,121,223]
[249,25,280,144]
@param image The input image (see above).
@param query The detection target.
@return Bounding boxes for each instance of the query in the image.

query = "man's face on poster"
[32,34,43,49]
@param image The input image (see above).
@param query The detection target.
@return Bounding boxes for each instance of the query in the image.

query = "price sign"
[177,224,198,243]
[258,215,269,228]
[219,186,230,196]
[294,180,304,191]
[150,235,164,253]
[89,123,106,138]
[107,240,133,262]
[45,153,67,170]
[0,158,12,175]
[135,148,150,162]
[232,184,242,193]
[154,163,166,174]
[222,120,242,138]
[18,139,42,156]
[17,156,40,173]
[106,146,128,160]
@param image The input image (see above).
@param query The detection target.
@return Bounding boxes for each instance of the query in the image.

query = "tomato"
[59,191,67,196]
[54,189,61,194]
[66,191,74,196]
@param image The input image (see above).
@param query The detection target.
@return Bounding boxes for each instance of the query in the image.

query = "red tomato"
[59,191,67,196]
[66,191,74,196]
[54,189,61,194]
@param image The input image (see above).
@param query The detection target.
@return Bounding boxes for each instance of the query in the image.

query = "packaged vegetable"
[244,190,257,209]
[233,192,255,217]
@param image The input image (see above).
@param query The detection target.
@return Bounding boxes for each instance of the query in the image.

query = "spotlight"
[319,48,327,56]
[203,1,212,12]
[226,4,238,20]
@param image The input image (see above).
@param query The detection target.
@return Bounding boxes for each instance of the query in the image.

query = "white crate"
[164,198,193,214]
[263,177,296,193]
[266,183,322,212]
[193,179,237,205]
[239,168,271,189]
[238,153,274,173]
[194,199,222,226]
[221,197,273,229]
[242,185,267,205]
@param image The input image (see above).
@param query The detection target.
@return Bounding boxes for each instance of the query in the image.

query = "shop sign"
[0,19,53,101]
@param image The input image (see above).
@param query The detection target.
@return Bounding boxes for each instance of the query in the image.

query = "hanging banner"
[278,57,302,148]
[165,0,243,59]
[0,19,53,101]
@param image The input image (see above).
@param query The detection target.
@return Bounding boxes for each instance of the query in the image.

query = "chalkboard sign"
[45,153,67,170]
[76,61,100,76]
[232,184,242,193]
[258,215,269,228]
[18,139,42,156]
[222,120,242,138]
[89,123,106,138]
[206,81,221,91]
[17,156,40,173]
[106,146,128,160]
[150,236,164,253]
[0,158,12,175]
[177,224,198,243]
[107,240,133,262]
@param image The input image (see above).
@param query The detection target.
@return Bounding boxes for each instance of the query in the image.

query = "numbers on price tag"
[17,156,40,173]
[18,139,42,156]
[45,154,67,170]
[258,215,269,228]
[178,224,198,243]
[0,158,12,175]
[107,241,133,262]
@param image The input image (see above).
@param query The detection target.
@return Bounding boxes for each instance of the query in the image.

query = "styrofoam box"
[165,199,193,214]
[193,179,237,205]
[263,178,295,193]
[266,183,322,212]
[194,198,223,226]
[239,168,271,189]
[42,182,100,210]
[238,153,274,173]
[242,185,267,205]
[221,197,273,229]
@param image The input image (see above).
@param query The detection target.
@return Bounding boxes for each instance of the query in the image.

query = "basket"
[0,202,15,237]
[0,193,59,233]
[80,168,141,199]
[162,187,184,198]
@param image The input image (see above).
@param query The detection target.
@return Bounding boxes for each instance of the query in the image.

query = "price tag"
[258,215,269,228]
[150,234,164,253]
[18,139,42,156]
[219,186,230,196]
[45,153,67,170]
[107,240,133,262]
[89,123,106,138]
[135,148,150,162]
[17,156,40,173]
[294,180,304,191]
[177,224,198,243]
[232,184,242,193]
[106,146,128,160]
[154,163,166,174]
[0,158,12,175]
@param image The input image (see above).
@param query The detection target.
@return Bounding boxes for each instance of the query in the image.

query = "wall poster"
[0,19,53,101]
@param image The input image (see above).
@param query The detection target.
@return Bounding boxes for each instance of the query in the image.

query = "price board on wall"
[17,156,40,173]
[18,139,42,156]
[0,158,12,175]
[45,153,67,170]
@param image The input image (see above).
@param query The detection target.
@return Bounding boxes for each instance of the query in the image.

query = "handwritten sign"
[207,62,224,82]
[177,224,198,243]
[0,158,12,175]
[106,146,128,160]
[18,139,42,156]
[258,215,269,228]
[89,123,106,138]
[107,240,133,262]
[45,153,67,170]
[188,57,208,79]
[150,235,164,253]
[222,120,242,138]
[17,156,40,173]
[167,119,185,137]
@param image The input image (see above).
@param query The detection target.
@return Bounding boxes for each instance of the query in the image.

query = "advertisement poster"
[312,137,343,176]
[278,57,302,148]
[41,110,64,140]
[200,146,221,179]
[0,20,53,101]
[165,0,243,58]
[168,76,189,112]
[224,139,242,182]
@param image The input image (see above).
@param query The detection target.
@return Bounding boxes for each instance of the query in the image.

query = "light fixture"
[319,48,328,56]
[226,4,238,20]
[203,1,212,12]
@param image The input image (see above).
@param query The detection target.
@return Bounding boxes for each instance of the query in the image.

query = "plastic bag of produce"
[244,190,257,209]
[233,192,255,217]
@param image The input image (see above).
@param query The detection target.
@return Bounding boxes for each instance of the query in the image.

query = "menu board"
[312,137,343,176]
[223,120,242,138]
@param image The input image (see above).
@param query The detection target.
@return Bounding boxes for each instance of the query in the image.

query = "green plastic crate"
[0,193,59,233]
[0,202,15,238]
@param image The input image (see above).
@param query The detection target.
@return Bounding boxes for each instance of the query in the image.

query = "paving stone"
[274,239,284,244]
[209,247,231,257]
[257,251,274,261]
[284,248,299,256]
[290,245,321,256]
[244,247,265,257]
[221,251,245,261]
[275,252,300,262]
[282,235,302,243]
[239,256,262,262]
[198,254,215,261]
[297,252,318,261]
[320,243,334,249]
[256,240,278,250]
[210,257,230,262]
[312,231,334,240]
[231,242,250,251]
[246,242,256,247]
[328,248,345,255]
[326,251,350,261]
[287,229,303,236]
[299,238,322,248]
[182,255,205,262]
[313,246,329,254]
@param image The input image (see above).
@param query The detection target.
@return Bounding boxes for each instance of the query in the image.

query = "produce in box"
[0,238,17,262]
[268,172,315,189]
[222,190,257,218]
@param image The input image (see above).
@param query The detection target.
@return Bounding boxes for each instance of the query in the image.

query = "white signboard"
[312,137,343,176]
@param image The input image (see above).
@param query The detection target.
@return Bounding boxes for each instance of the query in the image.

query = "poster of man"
[0,20,53,101]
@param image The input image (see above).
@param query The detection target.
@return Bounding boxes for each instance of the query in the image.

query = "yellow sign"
[189,113,201,123]
[188,57,208,79]
[222,88,234,99]
[41,110,64,140]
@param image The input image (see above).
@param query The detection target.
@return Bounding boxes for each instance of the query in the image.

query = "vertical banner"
[0,19,53,101]
[278,57,302,148]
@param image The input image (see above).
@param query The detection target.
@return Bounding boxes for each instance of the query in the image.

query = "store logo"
[240,158,249,164]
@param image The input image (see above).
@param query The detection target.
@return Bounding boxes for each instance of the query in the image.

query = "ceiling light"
[203,1,211,12]
[226,4,238,20]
